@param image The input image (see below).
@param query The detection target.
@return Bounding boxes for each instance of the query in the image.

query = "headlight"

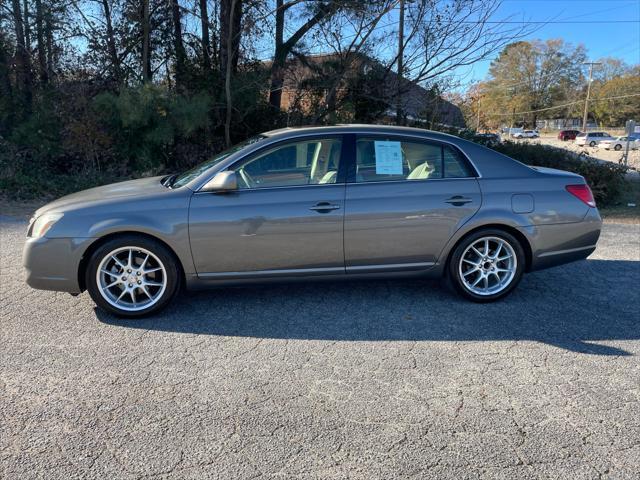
[28,213,64,238]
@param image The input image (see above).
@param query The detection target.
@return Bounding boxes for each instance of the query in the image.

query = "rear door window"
[355,137,475,183]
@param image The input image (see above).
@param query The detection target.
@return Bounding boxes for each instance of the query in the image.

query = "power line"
[251,6,640,61]
[464,20,640,24]
[502,0,638,2]
[483,93,640,116]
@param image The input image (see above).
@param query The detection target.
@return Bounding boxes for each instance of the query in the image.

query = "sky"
[457,0,640,84]
[255,0,640,92]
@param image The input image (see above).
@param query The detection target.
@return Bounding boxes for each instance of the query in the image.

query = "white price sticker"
[374,141,403,175]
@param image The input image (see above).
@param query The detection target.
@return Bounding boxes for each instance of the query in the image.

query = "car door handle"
[309,202,341,213]
[445,196,473,206]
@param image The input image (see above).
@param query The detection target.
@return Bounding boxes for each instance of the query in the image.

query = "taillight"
[566,184,596,207]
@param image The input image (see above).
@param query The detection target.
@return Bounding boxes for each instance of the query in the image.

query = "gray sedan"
[23,125,602,317]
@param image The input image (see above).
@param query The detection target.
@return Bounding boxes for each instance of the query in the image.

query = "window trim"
[194,130,482,192]
[349,133,479,184]
[222,134,348,191]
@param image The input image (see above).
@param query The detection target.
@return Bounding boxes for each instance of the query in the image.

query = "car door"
[343,135,481,272]
[189,135,347,278]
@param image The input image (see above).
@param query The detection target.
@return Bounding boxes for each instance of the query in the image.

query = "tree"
[477,39,586,128]
[101,0,122,82]
[219,0,242,74]
[593,57,630,83]
[268,0,341,110]
[0,31,14,133]
[387,0,533,126]
[34,0,48,84]
[170,0,186,89]
[10,0,33,113]
[593,73,640,126]
[221,0,241,146]
[291,0,397,123]
[198,0,212,74]
[141,0,151,82]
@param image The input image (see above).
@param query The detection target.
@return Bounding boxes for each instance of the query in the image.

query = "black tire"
[85,234,181,318]
[614,144,622,151]
[448,229,526,303]
[589,141,597,147]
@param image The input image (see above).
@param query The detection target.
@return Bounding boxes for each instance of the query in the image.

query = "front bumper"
[23,236,95,293]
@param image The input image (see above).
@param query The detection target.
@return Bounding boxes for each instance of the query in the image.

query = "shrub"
[491,141,628,206]
[93,85,212,174]
[8,97,61,163]
[0,137,122,200]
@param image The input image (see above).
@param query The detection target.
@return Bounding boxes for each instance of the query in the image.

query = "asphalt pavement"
[1,216,639,479]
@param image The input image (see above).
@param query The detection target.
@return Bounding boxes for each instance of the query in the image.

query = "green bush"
[491,141,628,206]
[8,97,61,162]
[0,171,121,201]
[93,85,212,174]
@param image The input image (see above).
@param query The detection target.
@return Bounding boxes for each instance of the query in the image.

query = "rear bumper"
[23,236,95,293]
[523,208,602,271]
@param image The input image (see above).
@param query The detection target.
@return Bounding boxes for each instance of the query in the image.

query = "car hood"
[35,176,170,217]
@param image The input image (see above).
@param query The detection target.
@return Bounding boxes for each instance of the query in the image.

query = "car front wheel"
[614,144,622,151]
[86,235,181,317]
[448,230,525,302]
[589,141,597,147]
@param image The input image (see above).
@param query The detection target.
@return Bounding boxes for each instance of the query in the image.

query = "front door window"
[235,138,342,189]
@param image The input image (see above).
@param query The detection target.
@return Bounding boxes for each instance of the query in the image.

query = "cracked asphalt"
[1,216,639,479]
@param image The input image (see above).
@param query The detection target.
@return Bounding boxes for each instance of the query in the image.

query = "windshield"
[171,135,265,188]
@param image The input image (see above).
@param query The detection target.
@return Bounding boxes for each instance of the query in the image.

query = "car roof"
[262,124,465,143]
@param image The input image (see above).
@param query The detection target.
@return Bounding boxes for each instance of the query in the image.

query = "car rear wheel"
[86,235,181,317]
[448,229,525,302]
[589,141,597,147]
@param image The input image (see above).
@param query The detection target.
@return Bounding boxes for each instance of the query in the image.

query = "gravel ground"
[1,217,639,479]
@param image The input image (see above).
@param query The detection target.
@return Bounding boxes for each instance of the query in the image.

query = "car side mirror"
[201,171,238,193]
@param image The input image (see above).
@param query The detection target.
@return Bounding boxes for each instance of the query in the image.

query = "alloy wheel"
[458,236,517,296]
[96,246,167,312]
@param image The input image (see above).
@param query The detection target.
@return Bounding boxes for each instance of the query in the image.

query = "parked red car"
[558,130,581,141]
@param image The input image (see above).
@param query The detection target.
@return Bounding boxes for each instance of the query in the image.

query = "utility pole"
[581,61,601,133]
[476,95,481,132]
[509,107,515,139]
[396,0,404,126]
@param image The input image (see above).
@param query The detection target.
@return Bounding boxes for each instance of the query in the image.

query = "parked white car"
[512,130,539,139]
[503,127,523,136]
[598,136,640,151]
[575,132,614,147]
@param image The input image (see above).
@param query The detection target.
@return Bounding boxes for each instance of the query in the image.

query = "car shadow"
[96,259,639,356]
